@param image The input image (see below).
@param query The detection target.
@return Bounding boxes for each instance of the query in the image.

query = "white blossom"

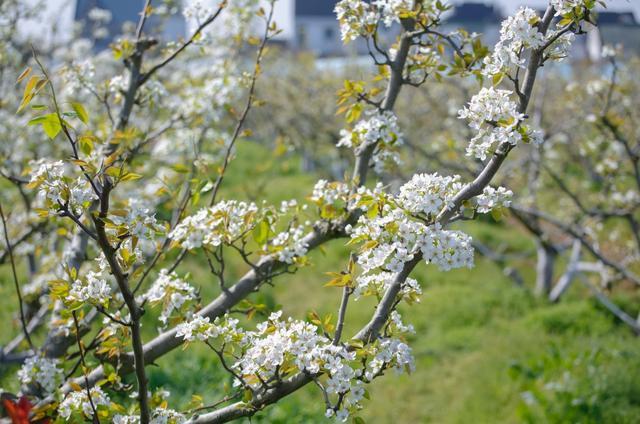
[17,356,64,394]
[338,110,403,173]
[482,7,544,76]
[145,269,198,326]
[69,270,111,306]
[169,200,259,249]
[397,173,462,216]
[269,225,309,264]
[87,7,112,23]
[354,272,421,302]
[310,180,350,205]
[550,0,588,16]
[458,87,542,160]
[111,198,164,243]
[58,386,111,419]
[335,0,439,42]
[475,186,513,213]
[175,315,216,342]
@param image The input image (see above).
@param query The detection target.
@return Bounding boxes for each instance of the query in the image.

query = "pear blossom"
[68,270,112,306]
[28,159,97,214]
[335,0,439,42]
[397,173,463,216]
[458,87,543,160]
[269,225,309,264]
[114,409,186,424]
[58,386,111,419]
[310,180,350,205]
[144,269,198,326]
[176,311,415,421]
[482,7,544,77]
[475,186,513,213]
[353,271,421,301]
[111,198,164,243]
[17,356,64,394]
[550,0,588,16]
[338,110,403,173]
[169,200,259,249]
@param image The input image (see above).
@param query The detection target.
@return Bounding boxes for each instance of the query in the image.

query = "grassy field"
[2,142,640,423]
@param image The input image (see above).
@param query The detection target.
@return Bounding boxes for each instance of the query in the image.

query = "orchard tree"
[0,0,608,422]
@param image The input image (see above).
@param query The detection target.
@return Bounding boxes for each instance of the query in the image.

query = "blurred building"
[74,0,186,51]
[587,11,640,59]
[292,0,396,56]
[290,1,506,57]
[440,2,504,45]
[278,0,639,60]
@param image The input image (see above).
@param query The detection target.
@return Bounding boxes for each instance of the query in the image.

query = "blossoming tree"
[0,0,608,422]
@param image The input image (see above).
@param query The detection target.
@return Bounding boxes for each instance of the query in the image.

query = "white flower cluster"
[545,31,576,61]
[352,206,474,273]
[347,171,512,275]
[353,271,421,302]
[335,0,438,42]
[366,337,415,378]
[176,311,415,422]
[388,310,415,335]
[550,0,588,16]
[169,200,259,249]
[29,159,97,214]
[113,409,186,424]
[310,180,385,216]
[338,110,404,173]
[183,0,213,22]
[17,355,64,394]
[311,180,351,205]
[334,0,379,42]
[397,173,462,216]
[109,74,128,97]
[475,186,513,213]
[175,315,242,343]
[58,386,111,420]
[61,59,96,96]
[482,7,544,77]
[610,189,640,209]
[172,68,236,123]
[112,198,163,243]
[69,270,111,307]
[269,225,309,264]
[459,87,542,160]
[87,7,112,23]
[64,255,112,307]
[145,269,198,327]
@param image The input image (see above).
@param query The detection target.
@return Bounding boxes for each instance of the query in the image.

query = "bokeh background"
[3,1,640,423]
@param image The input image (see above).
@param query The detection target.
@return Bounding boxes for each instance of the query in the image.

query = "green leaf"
[42,118,62,139]
[27,116,49,126]
[78,135,94,156]
[324,272,351,287]
[17,75,41,113]
[121,172,142,181]
[252,219,269,245]
[16,66,32,83]
[71,102,89,124]
[490,206,504,222]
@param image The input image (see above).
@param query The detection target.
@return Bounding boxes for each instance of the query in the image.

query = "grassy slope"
[1,143,640,422]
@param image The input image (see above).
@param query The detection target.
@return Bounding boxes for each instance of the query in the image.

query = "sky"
[17,0,640,44]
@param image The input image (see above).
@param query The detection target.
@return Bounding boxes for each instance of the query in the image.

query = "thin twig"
[0,202,34,351]
[72,311,100,424]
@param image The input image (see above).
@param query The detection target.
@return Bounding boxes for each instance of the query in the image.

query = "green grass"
[2,142,640,423]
